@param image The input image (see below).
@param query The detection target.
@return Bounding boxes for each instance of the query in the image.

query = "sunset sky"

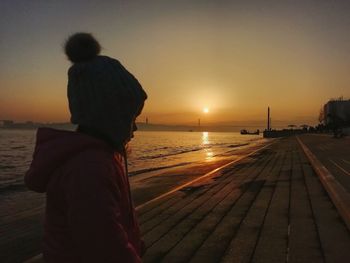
[1,0,350,127]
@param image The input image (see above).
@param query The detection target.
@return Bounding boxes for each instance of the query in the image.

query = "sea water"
[0,129,262,189]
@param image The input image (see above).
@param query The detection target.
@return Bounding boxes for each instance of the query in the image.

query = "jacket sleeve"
[66,162,141,263]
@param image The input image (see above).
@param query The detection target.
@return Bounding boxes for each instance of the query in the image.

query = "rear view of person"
[25,33,147,262]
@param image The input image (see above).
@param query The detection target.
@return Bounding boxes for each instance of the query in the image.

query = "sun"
[203,107,209,113]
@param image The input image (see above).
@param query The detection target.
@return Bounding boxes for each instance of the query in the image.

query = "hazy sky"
[1,0,350,126]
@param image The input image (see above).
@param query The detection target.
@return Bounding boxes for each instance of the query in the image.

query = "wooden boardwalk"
[137,137,350,263]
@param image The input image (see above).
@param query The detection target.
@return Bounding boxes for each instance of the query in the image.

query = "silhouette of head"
[65,33,101,63]
[64,33,147,148]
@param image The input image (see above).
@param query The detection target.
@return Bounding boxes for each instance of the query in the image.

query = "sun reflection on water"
[205,150,214,159]
[202,132,214,160]
[202,132,209,145]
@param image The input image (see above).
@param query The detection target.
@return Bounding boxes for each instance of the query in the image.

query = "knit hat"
[65,33,147,147]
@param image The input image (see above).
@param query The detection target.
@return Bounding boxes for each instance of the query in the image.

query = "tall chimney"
[267,107,270,131]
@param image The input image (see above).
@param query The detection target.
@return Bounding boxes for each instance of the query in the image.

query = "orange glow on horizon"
[1,1,349,127]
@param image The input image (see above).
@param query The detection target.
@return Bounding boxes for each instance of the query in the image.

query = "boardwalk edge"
[297,136,350,231]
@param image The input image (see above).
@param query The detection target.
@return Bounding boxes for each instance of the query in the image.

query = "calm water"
[0,129,263,189]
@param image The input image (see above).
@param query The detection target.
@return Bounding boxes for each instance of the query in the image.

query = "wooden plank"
[251,144,291,263]
[162,156,274,263]
[142,153,274,262]
[0,191,44,263]
[138,159,254,223]
[220,151,284,263]
[141,154,271,244]
[186,153,279,263]
[288,144,323,263]
[139,160,252,233]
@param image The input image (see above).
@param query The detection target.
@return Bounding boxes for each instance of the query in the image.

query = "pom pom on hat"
[65,33,147,147]
[64,33,101,63]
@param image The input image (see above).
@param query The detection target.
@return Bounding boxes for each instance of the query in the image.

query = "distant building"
[2,120,14,127]
[323,98,350,126]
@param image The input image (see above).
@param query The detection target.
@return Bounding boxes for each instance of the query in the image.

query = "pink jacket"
[25,128,143,262]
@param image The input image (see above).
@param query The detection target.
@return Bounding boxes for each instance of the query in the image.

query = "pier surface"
[1,136,350,262]
[138,136,350,263]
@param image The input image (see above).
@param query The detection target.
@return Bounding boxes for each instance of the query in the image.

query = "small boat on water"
[240,129,260,135]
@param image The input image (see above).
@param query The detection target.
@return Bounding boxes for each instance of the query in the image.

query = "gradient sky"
[1,0,350,127]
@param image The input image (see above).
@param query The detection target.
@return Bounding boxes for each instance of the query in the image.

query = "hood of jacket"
[25,127,114,193]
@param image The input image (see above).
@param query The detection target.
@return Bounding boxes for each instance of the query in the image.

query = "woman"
[25,33,147,262]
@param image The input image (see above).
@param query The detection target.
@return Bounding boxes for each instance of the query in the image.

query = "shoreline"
[0,137,267,196]
[0,129,264,195]
[130,139,270,206]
